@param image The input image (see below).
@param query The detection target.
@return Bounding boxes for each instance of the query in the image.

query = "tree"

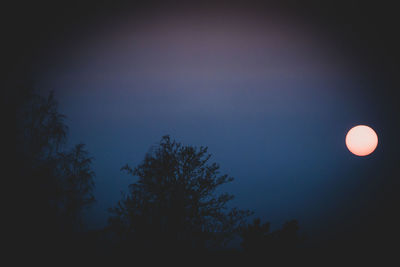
[109,135,252,251]
[240,218,272,253]
[16,88,95,236]
[240,218,302,255]
[17,90,67,164]
[57,144,96,230]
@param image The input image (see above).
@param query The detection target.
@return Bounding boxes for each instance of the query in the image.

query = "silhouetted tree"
[240,218,302,255]
[273,220,301,250]
[109,135,251,252]
[17,90,67,163]
[16,88,95,237]
[240,218,272,253]
[57,144,95,230]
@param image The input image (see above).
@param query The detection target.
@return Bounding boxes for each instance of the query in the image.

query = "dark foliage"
[109,135,252,252]
[57,143,96,229]
[240,218,302,254]
[16,89,95,255]
[15,89,303,261]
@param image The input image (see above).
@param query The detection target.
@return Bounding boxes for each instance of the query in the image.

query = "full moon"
[345,125,378,156]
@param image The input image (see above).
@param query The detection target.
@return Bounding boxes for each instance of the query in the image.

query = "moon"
[345,125,378,156]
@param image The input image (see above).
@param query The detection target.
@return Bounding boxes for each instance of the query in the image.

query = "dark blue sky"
[36,8,385,239]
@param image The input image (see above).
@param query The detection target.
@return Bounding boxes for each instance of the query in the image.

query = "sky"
[17,1,399,245]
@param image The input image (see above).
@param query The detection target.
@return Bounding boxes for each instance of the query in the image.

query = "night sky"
[10,0,400,248]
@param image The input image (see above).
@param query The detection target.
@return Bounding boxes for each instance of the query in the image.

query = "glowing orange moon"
[345,125,378,156]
